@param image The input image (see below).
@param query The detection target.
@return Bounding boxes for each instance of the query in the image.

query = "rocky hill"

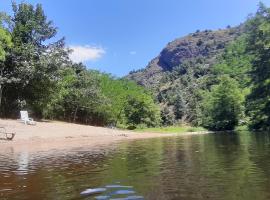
[127,26,243,89]
[127,26,244,125]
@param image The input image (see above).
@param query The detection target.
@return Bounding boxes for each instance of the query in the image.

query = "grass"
[135,126,206,134]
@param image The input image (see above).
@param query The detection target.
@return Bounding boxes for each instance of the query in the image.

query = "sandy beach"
[0,119,209,152]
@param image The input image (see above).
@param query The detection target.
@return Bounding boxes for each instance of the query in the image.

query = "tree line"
[0,2,160,128]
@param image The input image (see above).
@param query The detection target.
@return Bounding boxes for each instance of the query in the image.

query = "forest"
[1,2,270,131]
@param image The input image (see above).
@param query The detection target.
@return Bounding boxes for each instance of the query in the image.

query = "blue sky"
[1,0,269,77]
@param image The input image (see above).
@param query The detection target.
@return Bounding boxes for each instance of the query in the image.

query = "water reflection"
[1,132,270,200]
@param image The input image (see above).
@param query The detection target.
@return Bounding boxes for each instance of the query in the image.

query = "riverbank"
[0,119,210,152]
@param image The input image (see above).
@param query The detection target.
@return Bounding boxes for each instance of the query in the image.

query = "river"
[1,131,270,200]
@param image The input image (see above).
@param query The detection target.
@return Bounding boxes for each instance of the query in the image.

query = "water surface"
[1,132,270,200]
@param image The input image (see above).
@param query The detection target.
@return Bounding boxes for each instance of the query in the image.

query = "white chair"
[20,111,36,125]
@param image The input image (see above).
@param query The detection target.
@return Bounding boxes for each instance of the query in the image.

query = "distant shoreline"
[0,119,211,153]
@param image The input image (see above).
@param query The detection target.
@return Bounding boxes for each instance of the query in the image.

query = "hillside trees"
[157,59,209,126]
[245,3,270,130]
[212,36,252,89]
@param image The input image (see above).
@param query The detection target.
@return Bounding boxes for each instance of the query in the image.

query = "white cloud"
[129,51,137,55]
[69,45,105,63]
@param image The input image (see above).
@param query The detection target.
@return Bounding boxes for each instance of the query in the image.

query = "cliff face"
[127,26,243,90]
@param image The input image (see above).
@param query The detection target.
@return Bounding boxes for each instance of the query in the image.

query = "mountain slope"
[127,26,243,90]
[127,26,244,125]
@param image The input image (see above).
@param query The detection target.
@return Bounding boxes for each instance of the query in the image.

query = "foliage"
[212,36,252,88]
[124,95,160,128]
[44,66,107,125]
[201,76,244,131]
[99,75,160,127]
[245,3,270,130]
[44,66,160,127]
[0,2,70,117]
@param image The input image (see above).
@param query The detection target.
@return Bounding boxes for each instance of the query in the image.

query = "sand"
[0,119,209,152]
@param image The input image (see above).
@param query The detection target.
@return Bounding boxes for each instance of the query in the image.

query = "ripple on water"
[1,133,270,200]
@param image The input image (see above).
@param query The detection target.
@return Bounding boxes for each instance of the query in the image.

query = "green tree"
[1,2,69,117]
[44,67,108,125]
[212,36,252,88]
[123,95,160,128]
[45,66,161,127]
[245,3,270,130]
[201,76,244,131]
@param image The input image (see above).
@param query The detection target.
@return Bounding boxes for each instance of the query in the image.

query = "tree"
[99,75,161,127]
[1,2,69,117]
[212,36,252,89]
[124,95,160,128]
[173,94,186,120]
[45,66,161,127]
[201,76,244,131]
[245,3,270,130]
[44,67,107,125]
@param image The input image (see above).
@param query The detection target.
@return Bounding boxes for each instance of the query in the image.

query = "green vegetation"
[201,76,244,131]
[245,3,270,131]
[0,2,160,128]
[135,125,205,133]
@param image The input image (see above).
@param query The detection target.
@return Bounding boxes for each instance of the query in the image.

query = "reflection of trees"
[104,139,165,194]
[247,132,270,198]
[192,132,268,200]
[102,133,270,200]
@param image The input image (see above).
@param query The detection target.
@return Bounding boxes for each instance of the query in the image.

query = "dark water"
[1,132,270,200]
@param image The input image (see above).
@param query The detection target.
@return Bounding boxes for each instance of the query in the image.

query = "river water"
[1,132,270,200]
